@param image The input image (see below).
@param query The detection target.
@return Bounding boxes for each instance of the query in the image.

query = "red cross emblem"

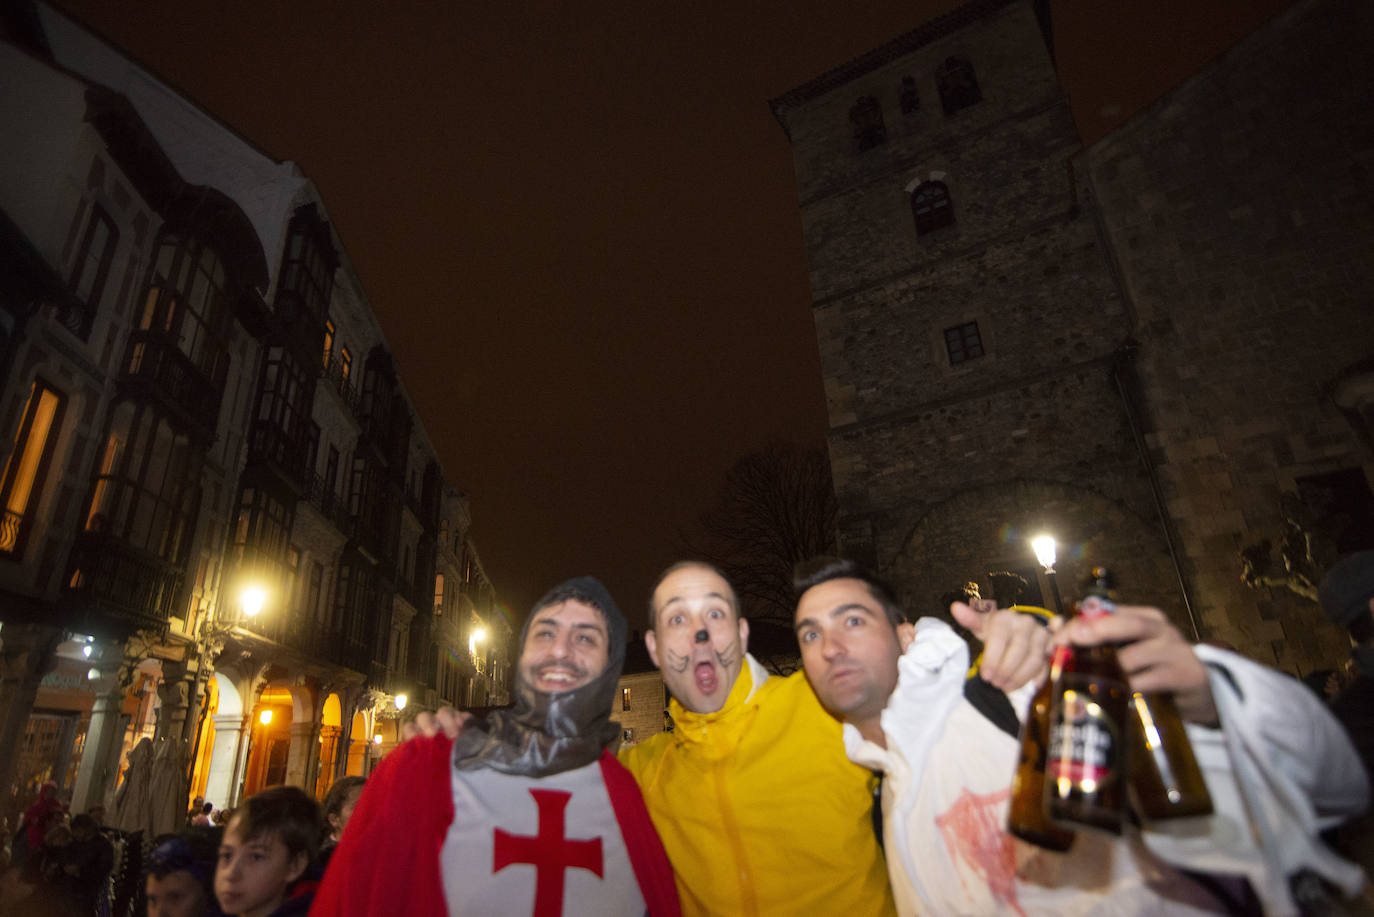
[494,788,604,916]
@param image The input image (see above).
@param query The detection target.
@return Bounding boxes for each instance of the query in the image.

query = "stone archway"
[887,477,1185,632]
[200,673,246,809]
[315,694,343,798]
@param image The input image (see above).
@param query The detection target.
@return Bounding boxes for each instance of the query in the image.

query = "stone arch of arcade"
[886,477,1183,632]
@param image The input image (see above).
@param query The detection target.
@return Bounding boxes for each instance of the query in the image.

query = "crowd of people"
[4,550,1373,916]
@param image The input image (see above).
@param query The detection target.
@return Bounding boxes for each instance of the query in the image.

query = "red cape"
[310,735,679,917]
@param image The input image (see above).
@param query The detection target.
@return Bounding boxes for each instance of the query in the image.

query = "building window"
[849,96,886,151]
[83,400,200,563]
[133,233,231,381]
[900,75,920,115]
[322,319,335,371]
[277,205,336,324]
[62,204,117,338]
[912,181,955,236]
[250,346,313,480]
[622,729,635,743]
[622,687,632,711]
[936,56,982,115]
[0,380,66,557]
[339,346,352,386]
[434,572,445,616]
[944,322,985,365]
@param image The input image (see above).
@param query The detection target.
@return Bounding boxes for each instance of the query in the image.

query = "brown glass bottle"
[1008,644,1075,851]
[1045,570,1129,834]
[1127,689,1214,819]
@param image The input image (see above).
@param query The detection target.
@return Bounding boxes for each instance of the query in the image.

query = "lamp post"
[394,694,407,712]
[1031,534,1064,615]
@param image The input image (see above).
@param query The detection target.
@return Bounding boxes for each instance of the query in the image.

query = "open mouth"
[694,659,719,695]
[534,665,585,690]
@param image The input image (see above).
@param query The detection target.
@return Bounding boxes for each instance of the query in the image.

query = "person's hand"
[951,600,1056,692]
[1059,604,1217,725]
[400,706,472,742]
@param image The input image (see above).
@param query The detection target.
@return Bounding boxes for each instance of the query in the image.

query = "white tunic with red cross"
[440,759,647,917]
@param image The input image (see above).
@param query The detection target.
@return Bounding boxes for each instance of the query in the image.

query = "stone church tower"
[771,0,1373,673]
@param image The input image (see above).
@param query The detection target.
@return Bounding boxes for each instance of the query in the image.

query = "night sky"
[54,0,1291,623]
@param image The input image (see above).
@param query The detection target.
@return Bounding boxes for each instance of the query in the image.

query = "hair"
[792,556,907,628]
[321,777,366,839]
[1351,611,1374,645]
[70,813,97,835]
[148,825,221,892]
[201,801,213,815]
[230,786,321,864]
[533,584,608,620]
[646,560,739,629]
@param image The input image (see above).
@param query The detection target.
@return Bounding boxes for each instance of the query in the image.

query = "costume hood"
[453,575,626,777]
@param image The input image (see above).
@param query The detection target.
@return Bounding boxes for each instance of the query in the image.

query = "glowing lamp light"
[241,585,268,617]
[469,627,487,655]
[394,694,408,711]
[373,734,383,745]
[82,644,93,658]
[259,709,273,726]
[86,667,100,681]
[1031,535,1057,571]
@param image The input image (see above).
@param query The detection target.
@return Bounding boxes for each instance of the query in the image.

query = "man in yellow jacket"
[617,561,896,917]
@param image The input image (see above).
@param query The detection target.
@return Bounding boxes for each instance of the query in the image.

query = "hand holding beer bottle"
[1056,572,1215,823]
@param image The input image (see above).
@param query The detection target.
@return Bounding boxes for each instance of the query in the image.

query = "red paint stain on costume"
[935,786,1027,917]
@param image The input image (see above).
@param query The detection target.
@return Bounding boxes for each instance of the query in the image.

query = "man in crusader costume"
[312,576,680,917]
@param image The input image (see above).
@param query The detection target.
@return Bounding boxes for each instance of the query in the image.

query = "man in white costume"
[792,556,1369,916]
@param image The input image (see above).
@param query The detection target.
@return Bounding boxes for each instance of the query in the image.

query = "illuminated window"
[0,380,65,557]
[322,319,335,371]
[622,687,632,711]
[434,572,445,616]
[82,400,199,562]
[132,233,230,380]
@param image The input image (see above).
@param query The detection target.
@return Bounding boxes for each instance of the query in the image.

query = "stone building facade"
[771,0,1372,672]
[0,3,512,824]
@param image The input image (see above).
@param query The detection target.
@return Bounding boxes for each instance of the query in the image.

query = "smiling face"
[518,599,610,693]
[794,577,910,745]
[646,564,749,714]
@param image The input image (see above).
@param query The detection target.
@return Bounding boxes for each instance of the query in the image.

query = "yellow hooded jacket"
[619,654,896,917]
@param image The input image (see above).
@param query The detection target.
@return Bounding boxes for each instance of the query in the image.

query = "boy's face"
[147,871,209,917]
[215,815,306,917]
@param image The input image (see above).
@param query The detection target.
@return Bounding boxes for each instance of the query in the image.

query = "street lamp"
[241,585,268,617]
[394,694,407,712]
[372,734,382,745]
[1031,534,1064,614]
[469,627,486,657]
[259,709,273,726]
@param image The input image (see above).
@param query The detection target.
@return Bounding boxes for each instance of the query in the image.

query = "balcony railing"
[0,508,23,556]
[122,331,222,431]
[64,533,184,629]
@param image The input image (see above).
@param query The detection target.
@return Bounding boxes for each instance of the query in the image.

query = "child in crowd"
[146,826,222,917]
[213,787,320,917]
[316,776,365,870]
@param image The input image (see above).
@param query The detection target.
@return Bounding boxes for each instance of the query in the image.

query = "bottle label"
[1078,595,1116,622]
[1047,688,1120,787]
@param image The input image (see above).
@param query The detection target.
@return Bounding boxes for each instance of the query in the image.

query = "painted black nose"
[694,629,709,644]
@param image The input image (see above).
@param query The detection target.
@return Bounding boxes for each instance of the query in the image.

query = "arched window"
[849,96,886,151]
[911,181,955,235]
[936,56,982,115]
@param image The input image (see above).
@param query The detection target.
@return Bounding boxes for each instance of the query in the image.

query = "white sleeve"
[1141,646,1368,915]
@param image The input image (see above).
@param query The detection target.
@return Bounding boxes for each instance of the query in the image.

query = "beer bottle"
[1128,689,1213,818]
[1045,568,1129,833]
[1008,643,1075,851]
